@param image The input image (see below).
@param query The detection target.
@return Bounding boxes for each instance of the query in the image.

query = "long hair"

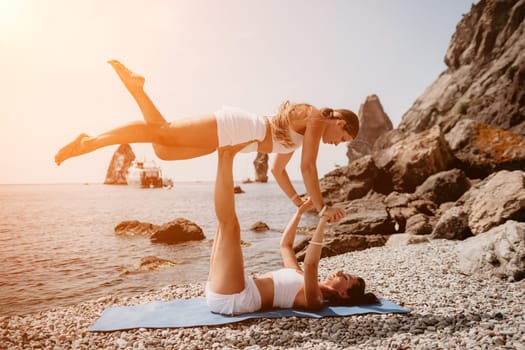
[271,101,360,149]
[323,276,379,306]
[271,100,311,148]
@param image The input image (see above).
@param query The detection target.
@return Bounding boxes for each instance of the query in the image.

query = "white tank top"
[271,125,304,154]
[271,268,304,308]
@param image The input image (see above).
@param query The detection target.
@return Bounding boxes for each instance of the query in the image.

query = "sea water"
[0,181,315,316]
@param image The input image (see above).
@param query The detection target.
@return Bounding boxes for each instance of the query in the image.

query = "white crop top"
[271,268,304,308]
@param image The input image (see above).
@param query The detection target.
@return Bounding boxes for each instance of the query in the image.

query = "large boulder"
[347,95,394,163]
[431,206,472,240]
[445,119,525,178]
[330,197,395,236]
[384,191,438,233]
[458,220,525,281]
[372,126,456,193]
[457,170,525,235]
[399,0,525,137]
[150,218,206,244]
[104,144,136,185]
[414,168,471,205]
[319,155,379,204]
[405,213,434,235]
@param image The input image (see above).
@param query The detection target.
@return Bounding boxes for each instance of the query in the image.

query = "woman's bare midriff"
[253,274,275,310]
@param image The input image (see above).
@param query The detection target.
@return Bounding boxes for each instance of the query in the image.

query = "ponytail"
[320,108,334,118]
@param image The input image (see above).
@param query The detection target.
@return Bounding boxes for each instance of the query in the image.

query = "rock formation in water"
[104,144,136,185]
[114,218,206,245]
[150,218,206,244]
[303,0,525,281]
[253,153,269,182]
[250,221,270,232]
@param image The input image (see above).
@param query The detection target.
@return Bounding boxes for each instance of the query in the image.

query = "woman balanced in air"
[208,143,377,315]
[55,60,359,220]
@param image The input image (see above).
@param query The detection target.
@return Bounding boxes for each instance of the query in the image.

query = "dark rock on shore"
[413,168,471,205]
[458,220,525,281]
[456,170,525,235]
[431,206,472,240]
[445,119,525,178]
[320,155,379,204]
[331,197,395,236]
[150,218,206,244]
[372,126,457,193]
[114,218,205,245]
[250,221,270,232]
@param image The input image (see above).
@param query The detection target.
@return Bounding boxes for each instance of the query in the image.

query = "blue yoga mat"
[90,297,408,331]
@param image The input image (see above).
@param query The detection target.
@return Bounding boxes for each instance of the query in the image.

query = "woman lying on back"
[207,143,378,315]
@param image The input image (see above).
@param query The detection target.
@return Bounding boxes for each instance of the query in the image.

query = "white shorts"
[214,106,267,153]
[205,275,262,315]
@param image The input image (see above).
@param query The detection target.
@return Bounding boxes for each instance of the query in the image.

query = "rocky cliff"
[309,0,525,281]
[399,0,525,136]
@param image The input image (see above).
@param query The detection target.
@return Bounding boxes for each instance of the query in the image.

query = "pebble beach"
[2,239,523,350]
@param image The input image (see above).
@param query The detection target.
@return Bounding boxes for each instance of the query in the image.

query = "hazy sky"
[1,0,474,184]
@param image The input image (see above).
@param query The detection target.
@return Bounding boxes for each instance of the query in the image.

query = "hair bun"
[320,108,334,118]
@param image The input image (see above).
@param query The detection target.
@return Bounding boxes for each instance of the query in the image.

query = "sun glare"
[0,0,30,40]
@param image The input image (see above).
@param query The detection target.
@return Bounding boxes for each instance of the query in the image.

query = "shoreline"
[2,240,523,349]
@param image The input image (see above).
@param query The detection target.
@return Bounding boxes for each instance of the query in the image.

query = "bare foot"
[108,59,145,92]
[55,133,89,165]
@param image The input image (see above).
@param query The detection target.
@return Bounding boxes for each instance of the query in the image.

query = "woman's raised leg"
[55,116,219,165]
[207,143,255,294]
[108,60,168,126]
[107,60,218,160]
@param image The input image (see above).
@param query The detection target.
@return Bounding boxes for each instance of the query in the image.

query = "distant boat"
[126,160,163,188]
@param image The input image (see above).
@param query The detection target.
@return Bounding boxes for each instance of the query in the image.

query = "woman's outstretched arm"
[280,198,313,270]
[301,115,345,222]
[303,215,329,309]
[271,152,305,207]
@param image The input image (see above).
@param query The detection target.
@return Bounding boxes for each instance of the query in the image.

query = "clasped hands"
[297,197,345,224]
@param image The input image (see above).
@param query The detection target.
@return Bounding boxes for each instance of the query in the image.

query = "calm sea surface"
[0,181,315,316]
